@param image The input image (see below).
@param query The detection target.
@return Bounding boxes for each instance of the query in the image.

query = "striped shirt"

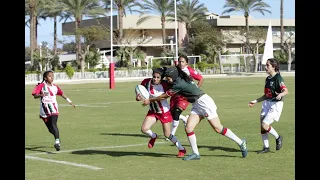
[32,82,64,118]
[141,78,170,114]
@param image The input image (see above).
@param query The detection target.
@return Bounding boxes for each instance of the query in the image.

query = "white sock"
[168,134,184,150]
[55,138,60,144]
[267,126,279,139]
[145,130,157,138]
[221,128,242,146]
[262,133,269,148]
[171,120,180,135]
[179,114,188,126]
[187,132,199,155]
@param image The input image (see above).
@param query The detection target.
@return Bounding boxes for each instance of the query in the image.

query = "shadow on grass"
[71,150,176,158]
[25,145,55,154]
[100,133,148,138]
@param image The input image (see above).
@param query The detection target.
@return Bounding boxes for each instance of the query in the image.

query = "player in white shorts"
[248,58,289,153]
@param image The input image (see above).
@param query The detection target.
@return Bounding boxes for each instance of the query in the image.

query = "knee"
[172,107,182,120]
[261,122,269,131]
[185,125,194,134]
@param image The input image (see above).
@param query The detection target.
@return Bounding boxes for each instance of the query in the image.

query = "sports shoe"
[54,143,60,151]
[148,133,158,148]
[165,138,170,141]
[177,148,186,157]
[239,139,248,158]
[257,147,270,154]
[276,135,283,150]
[182,153,200,160]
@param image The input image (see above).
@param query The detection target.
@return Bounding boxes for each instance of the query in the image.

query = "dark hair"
[176,65,193,82]
[267,58,280,73]
[178,54,189,63]
[40,70,54,84]
[152,67,165,79]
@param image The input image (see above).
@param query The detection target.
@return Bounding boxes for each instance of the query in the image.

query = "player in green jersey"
[248,58,289,153]
[142,66,248,160]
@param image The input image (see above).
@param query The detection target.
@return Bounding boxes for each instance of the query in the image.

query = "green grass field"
[25,77,295,180]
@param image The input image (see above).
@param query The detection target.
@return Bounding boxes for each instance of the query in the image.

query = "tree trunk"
[53,16,57,55]
[75,17,84,77]
[29,5,35,66]
[161,16,166,52]
[287,43,292,72]
[218,51,224,74]
[280,0,284,51]
[244,12,250,54]
[35,18,38,49]
[118,5,124,44]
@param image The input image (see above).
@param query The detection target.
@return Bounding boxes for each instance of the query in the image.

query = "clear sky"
[25,0,295,48]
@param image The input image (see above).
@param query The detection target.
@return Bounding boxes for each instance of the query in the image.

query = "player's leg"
[161,113,186,157]
[48,115,60,151]
[258,115,271,153]
[141,112,158,148]
[261,102,284,151]
[42,117,54,135]
[182,112,202,160]
[202,94,247,157]
[170,107,183,136]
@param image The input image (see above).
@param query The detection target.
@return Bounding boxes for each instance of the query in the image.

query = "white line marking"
[26,142,167,156]
[25,155,103,170]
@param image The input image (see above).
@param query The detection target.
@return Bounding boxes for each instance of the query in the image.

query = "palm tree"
[167,0,208,45]
[135,0,175,52]
[61,0,105,76]
[102,0,140,44]
[222,0,271,53]
[25,0,46,66]
[41,0,71,55]
[280,0,284,50]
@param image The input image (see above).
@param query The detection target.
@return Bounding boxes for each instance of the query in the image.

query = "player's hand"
[248,100,257,107]
[136,93,143,101]
[142,99,150,106]
[275,92,282,100]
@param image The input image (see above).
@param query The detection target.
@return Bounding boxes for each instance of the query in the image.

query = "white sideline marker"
[25,155,103,170]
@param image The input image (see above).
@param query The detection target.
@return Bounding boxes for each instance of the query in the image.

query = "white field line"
[25,155,103,170]
[26,142,167,156]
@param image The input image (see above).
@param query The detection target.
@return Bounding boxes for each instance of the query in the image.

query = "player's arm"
[248,95,267,107]
[149,93,170,102]
[57,86,76,108]
[275,80,289,100]
[189,67,204,87]
[31,84,44,99]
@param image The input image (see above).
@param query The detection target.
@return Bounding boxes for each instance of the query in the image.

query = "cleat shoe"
[54,143,60,151]
[177,148,186,157]
[148,133,158,148]
[276,135,283,150]
[239,139,248,158]
[257,147,270,154]
[182,153,200,160]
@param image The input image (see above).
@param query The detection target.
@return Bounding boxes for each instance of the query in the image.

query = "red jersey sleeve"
[31,83,44,96]
[141,78,151,86]
[187,66,203,81]
[55,85,64,96]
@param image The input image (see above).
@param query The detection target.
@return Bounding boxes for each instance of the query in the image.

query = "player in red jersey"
[248,58,289,153]
[32,70,75,151]
[136,68,186,157]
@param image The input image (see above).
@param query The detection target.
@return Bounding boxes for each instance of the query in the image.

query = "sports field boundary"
[25,72,295,85]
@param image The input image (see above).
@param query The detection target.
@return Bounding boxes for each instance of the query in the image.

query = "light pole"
[174,0,179,64]
[109,0,115,89]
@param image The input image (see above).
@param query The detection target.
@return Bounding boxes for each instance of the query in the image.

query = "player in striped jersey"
[32,70,75,151]
[248,58,288,153]
[136,68,186,157]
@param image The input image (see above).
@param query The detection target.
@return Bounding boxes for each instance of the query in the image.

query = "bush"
[65,64,75,79]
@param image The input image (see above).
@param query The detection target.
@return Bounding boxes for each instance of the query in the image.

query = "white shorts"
[260,100,284,125]
[190,94,218,119]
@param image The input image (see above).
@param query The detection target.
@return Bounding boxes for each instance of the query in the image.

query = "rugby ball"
[135,85,149,100]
